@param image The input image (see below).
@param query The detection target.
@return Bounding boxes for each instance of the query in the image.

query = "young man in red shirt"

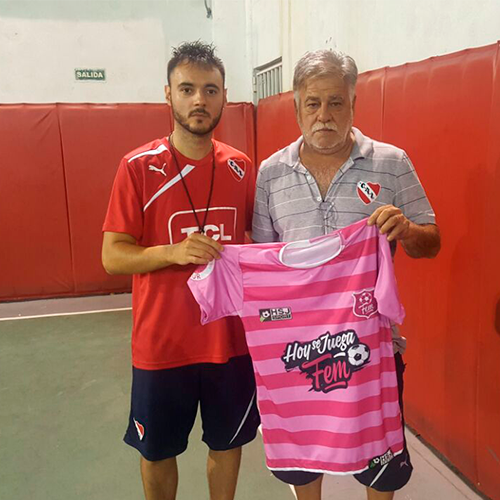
[102,41,259,500]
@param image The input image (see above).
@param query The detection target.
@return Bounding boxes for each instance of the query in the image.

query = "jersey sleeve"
[393,153,436,226]
[188,246,244,325]
[102,157,144,241]
[375,232,405,324]
[252,167,280,243]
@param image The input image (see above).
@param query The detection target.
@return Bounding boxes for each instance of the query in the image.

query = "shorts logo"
[357,181,381,204]
[369,448,394,469]
[190,260,215,281]
[259,307,292,322]
[227,158,246,182]
[352,289,378,318]
[134,419,145,441]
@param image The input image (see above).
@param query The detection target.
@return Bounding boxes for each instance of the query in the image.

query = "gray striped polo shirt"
[252,128,436,355]
[252,127,436,244]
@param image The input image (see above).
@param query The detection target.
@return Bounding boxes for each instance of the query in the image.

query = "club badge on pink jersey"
[357,181,381,204]
[352,289,378,318]
[227,158,246,181]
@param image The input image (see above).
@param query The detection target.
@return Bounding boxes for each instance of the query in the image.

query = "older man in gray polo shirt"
[252,50,440,500]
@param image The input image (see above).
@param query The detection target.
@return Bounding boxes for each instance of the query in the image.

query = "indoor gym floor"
[0,294,484,500]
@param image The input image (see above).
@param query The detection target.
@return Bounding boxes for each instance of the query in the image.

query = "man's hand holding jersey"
[367,204,440,259]
[171,233,223,266]
[102,231,223,275]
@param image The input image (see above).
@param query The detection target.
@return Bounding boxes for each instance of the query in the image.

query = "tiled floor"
[0,295,487,499]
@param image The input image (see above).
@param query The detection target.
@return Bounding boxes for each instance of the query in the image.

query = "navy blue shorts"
[271,353,413,491]
[124,355,260,461]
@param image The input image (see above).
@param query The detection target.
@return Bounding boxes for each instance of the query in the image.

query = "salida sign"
[75,69,106,81]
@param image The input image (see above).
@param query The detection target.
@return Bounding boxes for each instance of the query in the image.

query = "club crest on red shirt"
[227,158,246,182]
[357,181,381,204]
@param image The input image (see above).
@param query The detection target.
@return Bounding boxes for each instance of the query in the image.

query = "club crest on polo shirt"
[227,158,246,181]
[357,181,381,204]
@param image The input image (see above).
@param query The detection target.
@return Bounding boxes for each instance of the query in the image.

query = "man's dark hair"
[167,41,225,85]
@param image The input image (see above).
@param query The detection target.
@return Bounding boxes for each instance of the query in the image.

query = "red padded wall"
[1,102,256,301]
[475,43,500,499]
[256,92,300,166]
[382,46,497,496]
[215,102,256,164]
[0,105,73,299]
[59,104,172,294]
[354,68,386,140]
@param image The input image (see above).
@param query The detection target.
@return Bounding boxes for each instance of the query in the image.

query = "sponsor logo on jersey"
[168,207,237,244]
[369,448,394,469]
[259,307,292,322]
[352,289,378,318]
[227,158,246,182]
[190,260,215,281]
[357,181,381,204]
[148,163,167,176]
[281,330,370,393]
[134,419,145,441]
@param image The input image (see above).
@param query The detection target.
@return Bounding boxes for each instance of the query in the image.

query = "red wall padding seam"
[0,105,74,298]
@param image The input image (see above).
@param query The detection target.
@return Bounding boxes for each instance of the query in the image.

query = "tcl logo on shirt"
[168,207,237,244]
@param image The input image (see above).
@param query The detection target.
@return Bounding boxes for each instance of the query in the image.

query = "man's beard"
[171,105,223,136]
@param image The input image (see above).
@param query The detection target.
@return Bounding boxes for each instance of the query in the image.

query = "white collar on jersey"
[278,233,344,269]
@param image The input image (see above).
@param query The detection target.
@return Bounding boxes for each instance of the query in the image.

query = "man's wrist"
[399,222,440,258]
[399,220,416,244]
[145,244,177,268]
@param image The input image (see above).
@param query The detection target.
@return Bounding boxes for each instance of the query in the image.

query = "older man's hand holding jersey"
[368,204,440,258]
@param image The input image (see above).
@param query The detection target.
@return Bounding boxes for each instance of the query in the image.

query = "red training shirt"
[103,137,255,370]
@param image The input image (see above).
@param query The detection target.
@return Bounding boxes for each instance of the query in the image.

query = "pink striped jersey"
[188,218,406,475]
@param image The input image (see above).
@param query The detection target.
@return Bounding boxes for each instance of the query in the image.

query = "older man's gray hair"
[293,49,358,104]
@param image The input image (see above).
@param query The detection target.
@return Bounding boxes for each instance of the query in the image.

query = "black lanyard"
[168,134,216,235]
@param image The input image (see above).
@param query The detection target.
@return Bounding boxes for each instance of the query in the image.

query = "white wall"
[212,0,253,102]
[1,0,499,103]
[0,0,218,103]
[0,15,166,103]
[251,0,500,93]
[246,0,281,68]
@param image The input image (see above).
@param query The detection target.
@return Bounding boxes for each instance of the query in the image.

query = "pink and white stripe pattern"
[189,218,406,475]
